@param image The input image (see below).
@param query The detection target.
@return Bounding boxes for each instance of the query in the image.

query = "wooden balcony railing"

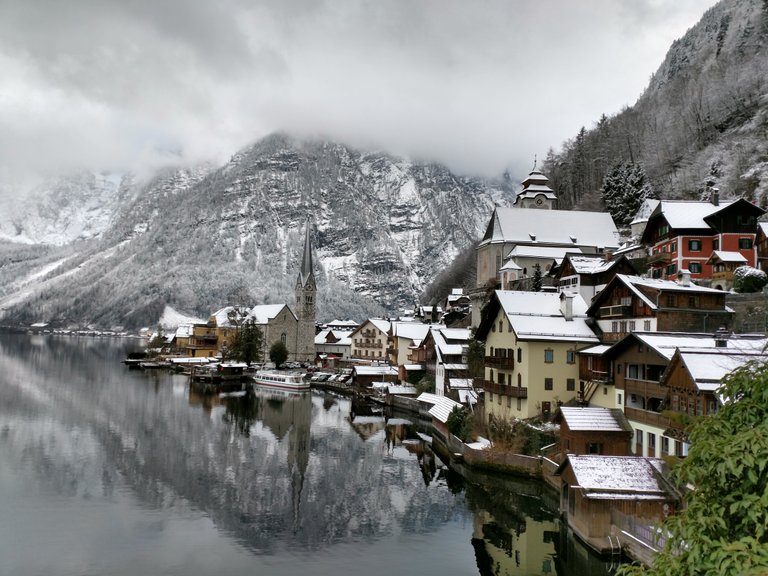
[475,379,528,398]
[625,378,667,400]
[484,355,514,369]
[624,407,671,429]
[598,304,632,318]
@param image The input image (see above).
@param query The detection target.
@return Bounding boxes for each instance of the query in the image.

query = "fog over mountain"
[0,135,510,329]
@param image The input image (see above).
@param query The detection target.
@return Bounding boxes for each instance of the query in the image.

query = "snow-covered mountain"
[0,134,511,329]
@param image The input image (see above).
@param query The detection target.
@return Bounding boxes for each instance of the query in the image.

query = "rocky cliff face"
[0,134,511,329]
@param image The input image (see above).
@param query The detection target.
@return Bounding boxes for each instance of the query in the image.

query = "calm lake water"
[0,333,612,576]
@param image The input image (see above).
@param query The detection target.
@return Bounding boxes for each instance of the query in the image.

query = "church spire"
[299,216,314,287]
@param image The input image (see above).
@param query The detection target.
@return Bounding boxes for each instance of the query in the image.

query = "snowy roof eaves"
[558,455,672,496]
[482,207,619,249]
[707,250,748,264]
[247,304,292,323]
[557,407,633,433]
[655,199,736,230]
[428,396,464,424]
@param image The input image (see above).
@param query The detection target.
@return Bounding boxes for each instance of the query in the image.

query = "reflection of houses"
[349,318,391,361]
[555,455,680,555]
[552,407,632,459]
[553,253,637,303]
[641,194,764,282]
[587,273,732,343]
[475,291,599,421]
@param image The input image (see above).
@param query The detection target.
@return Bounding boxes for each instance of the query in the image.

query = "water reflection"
[0,334,615,575]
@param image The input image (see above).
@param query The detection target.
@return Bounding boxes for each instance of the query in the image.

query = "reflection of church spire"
[287,392,312,533]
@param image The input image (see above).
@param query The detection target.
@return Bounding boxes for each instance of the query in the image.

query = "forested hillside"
[543,0,768,213]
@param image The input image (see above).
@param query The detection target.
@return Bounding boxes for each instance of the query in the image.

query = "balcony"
[624,407,671,429]
[598,304,632,318]
[475,379,528,398]
[625,378,667,400]
[484,355,514,369]
[580,369,612,384]
[357,341,383,349]
[647,252,671,266]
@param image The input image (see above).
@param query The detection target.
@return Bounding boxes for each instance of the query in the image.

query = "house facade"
[641,195,764,282]
[475,291,599,421]
[587,273,732,343]
[554,254,637,303]
[348,319,391,362]
[553,407,633,458]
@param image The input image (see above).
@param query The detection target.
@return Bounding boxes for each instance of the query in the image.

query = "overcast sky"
[0,0,718,180]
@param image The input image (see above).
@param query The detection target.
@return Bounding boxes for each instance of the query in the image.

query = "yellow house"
[475,291,599,421]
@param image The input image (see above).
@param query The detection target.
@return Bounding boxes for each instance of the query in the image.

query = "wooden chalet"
[553,406,633,459]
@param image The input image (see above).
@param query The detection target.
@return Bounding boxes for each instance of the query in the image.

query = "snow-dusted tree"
[532,264,543,292]
[733,266,768,293]
[600,161,655,228]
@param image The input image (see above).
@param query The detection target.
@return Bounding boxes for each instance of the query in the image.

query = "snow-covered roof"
[607,274,725,311]
[210,305,250,328]
[392,321,431,341]
[314,329,352,346]
[557,407,632,433]
[707,250,748,264]
[612,332,768,361]
[560,455,672,499]
[428,396,464,424]
[678,350,768,391]
[248,304,292,324]
[370,318,391,333]
[174,324,193,338]
[565,254,615,275]
[443,363,468,371]
[482,207,619,249]
[449,378,474,389]
[500,259,522,270]
[387,384,417,395]
[403,364,426,371]
[629,199,660,225]
[496,291,599,343]
[577,344,611,355]
[508,245,584,261]
[441,327,471,341]
[655,199,736,229]
[353,366,398,376]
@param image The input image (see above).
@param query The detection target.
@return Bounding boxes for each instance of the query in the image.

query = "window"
[629,320,636,331]
[587,442,603,455]
[498,319,503,332]
[688,296,699,308]
[739,237,753,249]
[666,294,678,307]
[628,364,639,379]
[612,321,618,332]
[670,242,677,253]
[636,429,644,446]
[662,436,670,454]
[644,320,652,331]
[619,320,627,333]
[688,239,702,251]
[648,432,656,454]
[517,348,522,363]
[566,350,575,364]
[544,378,553,390]
[566,378,575,391]
[689,262,702,274]
[618,393,622,406]
[281,333,287,345]
[517,373,522,387]
[666,263,677,276]
[544,349,554,363]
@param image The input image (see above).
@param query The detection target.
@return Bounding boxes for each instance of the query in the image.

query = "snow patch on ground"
[158,305,205,329]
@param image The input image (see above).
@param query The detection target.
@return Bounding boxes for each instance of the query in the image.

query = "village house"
[552,406,633,459]
[641,193,764,283]
[348,318,391,362]
[756,222,768,273]
[314,327,353,366]
[593,331,768,458]
[208,305,251,351]
[555,455,680,556]
[420,326,473,402]
[186,323,220,357]
[574,343,613,408]
[474,291,599,422]
[388,320,432,383]
[587,273,733,343]
[552,253,637,303]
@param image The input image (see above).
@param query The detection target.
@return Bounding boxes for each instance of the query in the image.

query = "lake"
[0,333,612,575]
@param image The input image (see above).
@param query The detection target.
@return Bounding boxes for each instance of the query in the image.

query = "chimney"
[679,269,691,287]
[714,326,730,348]
[711,187,720,206]
[560,291,574,321]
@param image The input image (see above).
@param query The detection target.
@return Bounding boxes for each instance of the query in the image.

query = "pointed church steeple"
[298,215,314,288]
[294,217,316,362]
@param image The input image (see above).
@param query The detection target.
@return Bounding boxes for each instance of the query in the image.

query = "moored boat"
[253,370,309,391]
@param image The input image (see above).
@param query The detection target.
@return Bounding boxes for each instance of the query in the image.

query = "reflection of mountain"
[0,334,468,554]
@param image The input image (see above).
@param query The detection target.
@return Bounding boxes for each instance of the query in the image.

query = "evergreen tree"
[225,320,263,365]
[601,161,655,228]
[532,264,543,292]
[269,340,289,367]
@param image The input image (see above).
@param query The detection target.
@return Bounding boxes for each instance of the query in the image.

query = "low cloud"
[0,0,717,180]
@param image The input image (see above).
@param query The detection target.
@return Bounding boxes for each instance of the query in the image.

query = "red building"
[641,193,764,284]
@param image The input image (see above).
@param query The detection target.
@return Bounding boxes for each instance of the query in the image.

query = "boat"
[253,370,310,392]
